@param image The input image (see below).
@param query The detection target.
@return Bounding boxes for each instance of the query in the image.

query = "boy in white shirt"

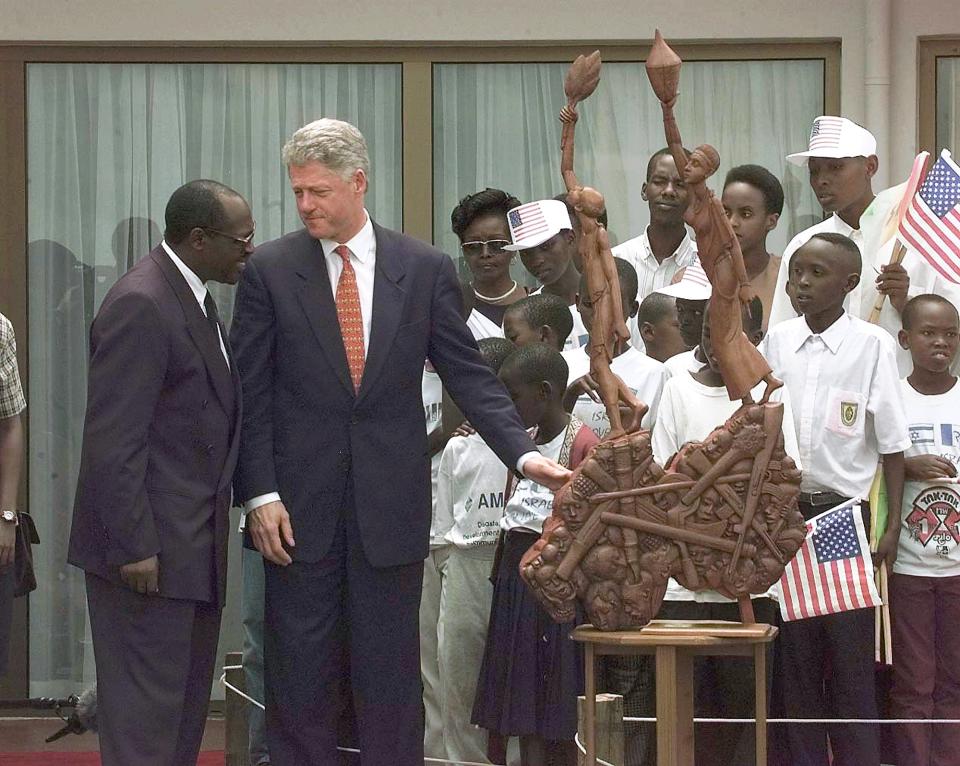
[767,116,909,328]
[435,337,516,765]
[640,296,800,766]
[636,292,686,365]
[762,232,910,766]
[889,294,960,766]
[502,293,573,353]
[658,260,711,377]
[563,258,669,435]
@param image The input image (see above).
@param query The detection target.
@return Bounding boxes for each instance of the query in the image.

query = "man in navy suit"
[230,119,569,766]
[68,180,251,765]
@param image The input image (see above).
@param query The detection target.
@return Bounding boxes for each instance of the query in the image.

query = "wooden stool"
[573,620,777,766]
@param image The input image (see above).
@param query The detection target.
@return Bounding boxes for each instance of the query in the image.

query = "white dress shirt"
[161,240,229,366]
[613,227,698,349]
[761,311,911,498]
[319,213,376,352]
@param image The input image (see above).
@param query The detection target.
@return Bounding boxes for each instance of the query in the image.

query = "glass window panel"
[26,61,402,696]
[936,56,960,155]
[433,60,824,281]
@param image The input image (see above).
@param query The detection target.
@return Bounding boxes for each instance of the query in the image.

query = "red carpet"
[0,753,224,765]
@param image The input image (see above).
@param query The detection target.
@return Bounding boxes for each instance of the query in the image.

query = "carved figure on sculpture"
[520,403,805,630]
[560,51,646,439]
[646,30,782,405]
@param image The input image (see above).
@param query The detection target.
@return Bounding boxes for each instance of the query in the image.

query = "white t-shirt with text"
[895,378,960,578]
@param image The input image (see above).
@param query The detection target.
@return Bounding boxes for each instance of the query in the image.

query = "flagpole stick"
[867,239,908,324]
[882,562,893,664]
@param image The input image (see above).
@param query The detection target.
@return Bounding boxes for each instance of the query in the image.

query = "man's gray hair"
[282,118,370,180]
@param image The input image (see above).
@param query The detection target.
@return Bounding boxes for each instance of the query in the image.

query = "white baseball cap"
[503,199,574,252]
[786,116,877,166]
[656,260,711,300]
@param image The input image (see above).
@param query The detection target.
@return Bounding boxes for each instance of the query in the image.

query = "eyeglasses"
[203,222,256,246]
[461,239,511,257]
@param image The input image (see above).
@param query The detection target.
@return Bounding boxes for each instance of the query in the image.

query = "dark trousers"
[777,499,879,766]
[85,572,222,766]
[889,572,960,766]
[263,494,425,766]
[0,565,12,676]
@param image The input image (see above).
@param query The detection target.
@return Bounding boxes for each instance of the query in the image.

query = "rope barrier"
[219,670,505,766]
[221,662,960,766]
[622,716,960,724]
[573,732,618,766]
[219,673,264,711]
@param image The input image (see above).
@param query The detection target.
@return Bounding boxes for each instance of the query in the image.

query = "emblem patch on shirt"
[840,401,858,428]
[905,486,960,554]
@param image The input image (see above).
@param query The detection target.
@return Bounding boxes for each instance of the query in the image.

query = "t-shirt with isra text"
[894,377,960,577]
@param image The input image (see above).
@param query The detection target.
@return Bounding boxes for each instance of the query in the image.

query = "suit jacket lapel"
[151,248,235,414]
[292,236,355,396]
[358,224,406,403]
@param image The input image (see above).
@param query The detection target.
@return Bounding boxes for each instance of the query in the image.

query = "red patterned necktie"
[334,244,365,392]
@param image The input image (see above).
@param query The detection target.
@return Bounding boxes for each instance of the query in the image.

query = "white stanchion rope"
[621,716,960,724]
[221,663,960,766]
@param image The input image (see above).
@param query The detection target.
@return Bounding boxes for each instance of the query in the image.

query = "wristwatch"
[0,510,17,525]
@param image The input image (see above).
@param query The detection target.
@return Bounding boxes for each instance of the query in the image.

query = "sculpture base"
[573,621,778,766]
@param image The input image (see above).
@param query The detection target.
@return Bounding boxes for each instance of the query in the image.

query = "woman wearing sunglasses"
[451,188,529,340]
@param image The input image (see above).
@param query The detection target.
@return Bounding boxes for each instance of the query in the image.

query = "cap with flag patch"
[786,116,877,166]
[656,259,711,300]
[503,199,573,251]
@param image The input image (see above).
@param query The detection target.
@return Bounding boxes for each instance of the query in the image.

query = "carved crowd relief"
[520,403,805,629]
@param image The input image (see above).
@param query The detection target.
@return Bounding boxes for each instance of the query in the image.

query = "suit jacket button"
[206,444,214,453]
[350,414,360,425]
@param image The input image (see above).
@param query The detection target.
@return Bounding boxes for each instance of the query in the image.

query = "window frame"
[918,36,960,157]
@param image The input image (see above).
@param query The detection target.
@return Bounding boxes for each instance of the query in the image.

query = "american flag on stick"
[508,202,551,240]
[899,149,960,283]
[808,116,845,152]
[779,498,882,622]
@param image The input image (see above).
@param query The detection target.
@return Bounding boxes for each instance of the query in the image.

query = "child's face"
[675,298,707,349]
[576,284,635,335]
[722,181,778,254]
[899,302,960,375]
[503,312,542,347]
[648,307,686,361]
[700,303,763,374]
[788,240,858,319]
[519,230,575,287]
[807,156,875,215]
[499,369,546,429]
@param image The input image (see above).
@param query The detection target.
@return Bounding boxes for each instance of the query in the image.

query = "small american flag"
[808,116,845,152]
[898,149,960,283]
[509,202,550,240]
[779,498,882,622]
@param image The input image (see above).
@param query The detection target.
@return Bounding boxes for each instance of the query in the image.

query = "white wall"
[2,0,958,183]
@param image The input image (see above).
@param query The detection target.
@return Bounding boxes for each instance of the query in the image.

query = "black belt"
[798,491,849,507]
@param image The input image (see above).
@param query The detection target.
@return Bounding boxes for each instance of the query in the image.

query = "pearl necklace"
[473,281,519,304]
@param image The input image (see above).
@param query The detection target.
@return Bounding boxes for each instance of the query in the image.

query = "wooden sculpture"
[648,30,781,405]
[560,51,646,439]
[519,44,807,631]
